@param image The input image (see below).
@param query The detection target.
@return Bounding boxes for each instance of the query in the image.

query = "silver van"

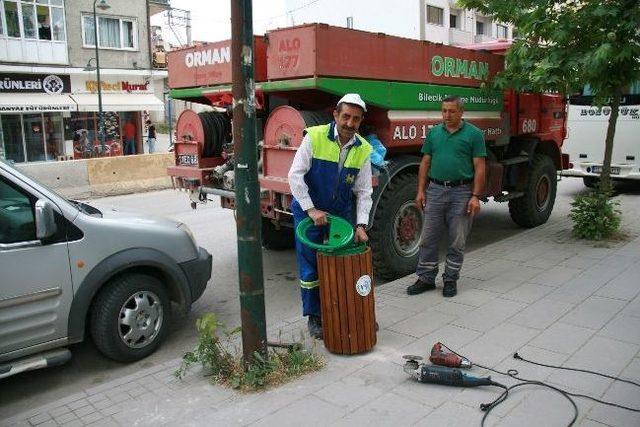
[0,160,212,378]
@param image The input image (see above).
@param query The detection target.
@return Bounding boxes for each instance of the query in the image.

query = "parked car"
[0,159,212,378]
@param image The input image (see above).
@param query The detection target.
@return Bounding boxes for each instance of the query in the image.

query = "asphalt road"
[0,178,600,417]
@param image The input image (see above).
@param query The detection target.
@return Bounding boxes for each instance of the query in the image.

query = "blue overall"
[291,122,372,317]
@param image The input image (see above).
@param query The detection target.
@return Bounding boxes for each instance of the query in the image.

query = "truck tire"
[90,274,170,362]
[509,154,557,228]
[369,173,422,281]
[261,217,295,250]
[583,176,599,188]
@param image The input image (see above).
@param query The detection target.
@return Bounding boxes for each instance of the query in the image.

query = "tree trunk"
[599,86,622,194]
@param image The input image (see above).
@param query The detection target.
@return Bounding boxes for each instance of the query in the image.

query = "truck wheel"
[509,154,557,228]
[90,274,170,362]
[583,176,599,188]
[369,173,422,281]
[261,217,295,250]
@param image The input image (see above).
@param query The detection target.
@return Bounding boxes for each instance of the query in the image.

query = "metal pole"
[167,95,173,150]
[93,0,105,153]
[231,0,267,364]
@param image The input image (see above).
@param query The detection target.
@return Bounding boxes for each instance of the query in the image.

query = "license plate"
[591,166,620,175]
[177,154,198,166]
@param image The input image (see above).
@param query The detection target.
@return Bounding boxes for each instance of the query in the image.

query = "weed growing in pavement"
[175,313,324,391]
[569,189,621,240]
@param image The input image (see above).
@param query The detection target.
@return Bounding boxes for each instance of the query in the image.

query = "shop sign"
[0,104,75,113]
[85,80,150,93]
[0,73,71,94]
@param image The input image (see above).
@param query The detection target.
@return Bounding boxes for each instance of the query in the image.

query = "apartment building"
[0,0,169,163]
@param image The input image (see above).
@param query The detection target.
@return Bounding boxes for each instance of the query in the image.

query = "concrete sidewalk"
[4,197,640,427]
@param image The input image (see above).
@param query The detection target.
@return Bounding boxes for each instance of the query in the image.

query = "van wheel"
[90,274,170,362]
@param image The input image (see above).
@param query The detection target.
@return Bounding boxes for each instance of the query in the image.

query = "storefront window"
[1,115,24,163]
[23,113,45,162]
[4,1,21,38]
[44,113,63,160]
[21,2,37,39]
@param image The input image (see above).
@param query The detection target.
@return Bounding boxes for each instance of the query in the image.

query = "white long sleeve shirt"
[288,127,373,225]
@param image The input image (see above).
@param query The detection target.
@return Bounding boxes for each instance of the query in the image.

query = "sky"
[150,0,291,46]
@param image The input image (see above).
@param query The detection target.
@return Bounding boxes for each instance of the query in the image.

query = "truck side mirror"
[35,199,57,240]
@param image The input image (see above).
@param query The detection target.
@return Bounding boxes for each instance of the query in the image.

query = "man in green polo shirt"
[407,95,486,297]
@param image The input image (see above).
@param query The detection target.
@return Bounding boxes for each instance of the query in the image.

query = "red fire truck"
[166,24,568,280]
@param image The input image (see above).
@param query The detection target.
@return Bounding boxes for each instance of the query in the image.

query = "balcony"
[449,28,473,45]
[149,0,171,17]
[474,34,494,43]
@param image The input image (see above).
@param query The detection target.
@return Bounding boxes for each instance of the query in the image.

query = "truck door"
[0,175,73,357]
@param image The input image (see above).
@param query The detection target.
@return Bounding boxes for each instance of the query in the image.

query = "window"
[0,177,36,244]
[4,1,20,37]
[476,21,485,36]
[450,14,457,29]
[1,0,64,40]
[82,14,137,50]
[21,2,36,38]
[496,24,508,39]
[426,5,444,26]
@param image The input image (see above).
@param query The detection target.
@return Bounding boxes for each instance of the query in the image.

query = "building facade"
[0,0,168,163]
[284,0,513,45]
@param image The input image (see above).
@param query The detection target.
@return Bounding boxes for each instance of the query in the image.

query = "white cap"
[337,93,367,112]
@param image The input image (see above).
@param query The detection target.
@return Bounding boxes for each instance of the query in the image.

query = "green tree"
[458,0,640,194]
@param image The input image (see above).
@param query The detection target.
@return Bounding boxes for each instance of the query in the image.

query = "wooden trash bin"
[317,245,377,354]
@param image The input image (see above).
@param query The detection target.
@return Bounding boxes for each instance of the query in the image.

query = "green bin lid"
[295,214,355,253]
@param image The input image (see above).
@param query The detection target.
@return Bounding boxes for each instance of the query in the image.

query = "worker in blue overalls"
[288,94,374,339]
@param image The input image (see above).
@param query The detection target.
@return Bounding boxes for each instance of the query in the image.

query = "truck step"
[499,156,530,166]
[493,192,524,202]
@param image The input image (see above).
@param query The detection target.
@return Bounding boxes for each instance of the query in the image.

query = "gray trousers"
[416,182,473,283]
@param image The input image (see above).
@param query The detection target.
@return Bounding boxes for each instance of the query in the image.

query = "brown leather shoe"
[407,279,436,295]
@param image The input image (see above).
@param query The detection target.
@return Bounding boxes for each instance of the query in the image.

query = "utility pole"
[230,0,268,364]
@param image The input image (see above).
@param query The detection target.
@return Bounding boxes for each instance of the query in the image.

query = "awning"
[70,93,164,112]
[0,93,77,113]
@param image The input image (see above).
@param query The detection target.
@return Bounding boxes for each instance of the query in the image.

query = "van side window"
[0,178,37,244]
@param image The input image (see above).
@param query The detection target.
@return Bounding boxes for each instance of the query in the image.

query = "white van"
[562,83,640,187]
[0,159,212,378]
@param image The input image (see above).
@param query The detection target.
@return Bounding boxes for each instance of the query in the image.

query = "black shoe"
[407,279,436,295]
[443,281,457,297]
[307,315,323,340]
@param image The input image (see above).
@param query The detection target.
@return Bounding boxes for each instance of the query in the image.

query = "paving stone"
[382,292,442,314]
[72,404,95,418]
[62,420,84,427]
[529,322,596,355]
[471,278,524,294]
[391,376,461,408]
[387,308,457,339]
[502,283,555,304]
[400,324,482,359]
[559,255,602,270]
[578,420,611,427]
[31,421,55,427]
[621,295,640,318]
[584,378,640,427]
[493,345,570,383]
[80,412,104,425]
[598,314,640,345]
[370,328,418,359]
[27,413,51,425]
[332,391,432,427]
[561,297,626,330]
[509,297,575,330]
[457,323,538,367]
[443,288,500,307]
[414,401,500,427]
[462,259,523,281]
[313,377,386,412]
[549,336,639,396]
[595,264,640,301]
[54,412,78,424]
[451,298,526,332]
[530,266,583,287]
[47,406,70,417]
[373,301,417,328]
[431,300,477,317]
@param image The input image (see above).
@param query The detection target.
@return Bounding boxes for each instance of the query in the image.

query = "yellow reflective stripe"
[308,124,339,163]
[343,135,373,169]
[300,279,319,289]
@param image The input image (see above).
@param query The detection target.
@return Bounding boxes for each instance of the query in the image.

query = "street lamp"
[93,0,110,153]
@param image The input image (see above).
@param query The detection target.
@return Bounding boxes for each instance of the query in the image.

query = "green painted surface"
[170,77,502,111]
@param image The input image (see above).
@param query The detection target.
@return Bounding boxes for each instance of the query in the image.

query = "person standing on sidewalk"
[146,120,156,154]
[123,120,137,155]
[288,93,373,339]
[407,96,486,298]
